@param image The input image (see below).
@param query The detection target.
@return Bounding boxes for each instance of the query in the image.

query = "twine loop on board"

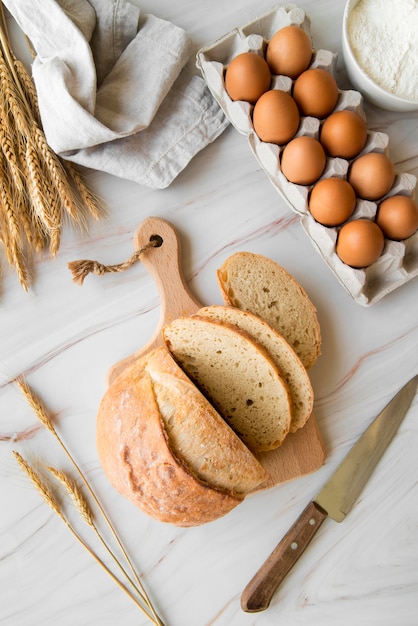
[68,234,163,285]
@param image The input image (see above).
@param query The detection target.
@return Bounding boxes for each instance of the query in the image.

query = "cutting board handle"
[107,217,201,385]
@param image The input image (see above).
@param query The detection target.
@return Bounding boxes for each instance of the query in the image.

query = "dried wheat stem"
[62,520,161,625]
[46,465,152,607]
[13,452,161,626]
[0,8,105,291]
[16,376,164,626]
[0,40,36,284]
[78,465,165,626]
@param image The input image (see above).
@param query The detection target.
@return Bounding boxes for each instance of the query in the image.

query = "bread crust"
[96,357,243,527]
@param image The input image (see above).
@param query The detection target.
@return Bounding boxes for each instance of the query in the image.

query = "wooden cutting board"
[107,216,325,490]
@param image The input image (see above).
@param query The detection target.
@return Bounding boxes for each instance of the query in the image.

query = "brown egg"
[376,195,418,240]
[336,219,385,267]
[224,52,271,103]
[266,25,312,79]
[293,68,339,118]
[281,136,326,185]
[309,177,357,226]
[348,152,395,200]
[320,110,368,159]
[253,90,300,144]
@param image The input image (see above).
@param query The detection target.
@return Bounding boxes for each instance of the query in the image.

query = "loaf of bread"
[162,316,292,452]
[217,252,321,370]
[96,347,268,526]
[97,252,321,526]
[196,305,313,432]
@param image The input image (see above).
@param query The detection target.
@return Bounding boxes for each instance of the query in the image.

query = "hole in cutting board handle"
[149,234,163,247]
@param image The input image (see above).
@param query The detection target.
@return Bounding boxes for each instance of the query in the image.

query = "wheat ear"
[15,377,57,435]
[0,6,105,291]
[13,451,63,518]
[63,160,105,222]
[46,466,95,526]
[13,453,162,625]
[16,376,164,626]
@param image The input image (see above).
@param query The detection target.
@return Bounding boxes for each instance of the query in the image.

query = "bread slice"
[197,305,313,432]
[217,252,321,370]
[163,316,292,452]
[96,347,268,526]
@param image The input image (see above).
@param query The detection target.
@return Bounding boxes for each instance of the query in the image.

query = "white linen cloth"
[4,0,229,188]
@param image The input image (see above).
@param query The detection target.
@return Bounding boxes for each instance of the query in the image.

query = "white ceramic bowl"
[342,0,418,112]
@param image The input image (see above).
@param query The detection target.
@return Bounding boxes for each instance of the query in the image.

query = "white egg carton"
[196,3,418,306]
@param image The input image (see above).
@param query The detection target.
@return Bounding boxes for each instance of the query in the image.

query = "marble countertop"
[1,1,417,625]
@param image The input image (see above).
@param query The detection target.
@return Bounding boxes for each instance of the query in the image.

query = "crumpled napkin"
[4,0,229,189]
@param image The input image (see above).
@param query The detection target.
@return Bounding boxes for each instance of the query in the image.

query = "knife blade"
[241,374,418,613]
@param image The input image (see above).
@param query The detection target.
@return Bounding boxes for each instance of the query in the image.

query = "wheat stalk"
[13,452,162,625]
[45,465,152,604]
[0,4,104,292]
[15,377,165,626]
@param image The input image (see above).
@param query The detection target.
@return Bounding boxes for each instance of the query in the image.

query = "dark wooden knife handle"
[241,501,328,612]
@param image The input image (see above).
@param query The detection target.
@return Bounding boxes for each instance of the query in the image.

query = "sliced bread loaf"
[162,316,292,452]
[141,347,268,494]
[217,252,321,370]
[97,347,269,526]
[197,305,313,432]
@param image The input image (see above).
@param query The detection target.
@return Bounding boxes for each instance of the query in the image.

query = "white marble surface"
[1,1,417,625]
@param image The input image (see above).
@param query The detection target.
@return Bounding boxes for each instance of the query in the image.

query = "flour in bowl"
[348,0,418,100]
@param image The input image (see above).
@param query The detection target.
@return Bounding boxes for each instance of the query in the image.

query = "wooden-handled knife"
[241,374,418,612]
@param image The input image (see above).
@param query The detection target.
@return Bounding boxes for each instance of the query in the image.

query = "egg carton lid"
[196,3,418,306]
